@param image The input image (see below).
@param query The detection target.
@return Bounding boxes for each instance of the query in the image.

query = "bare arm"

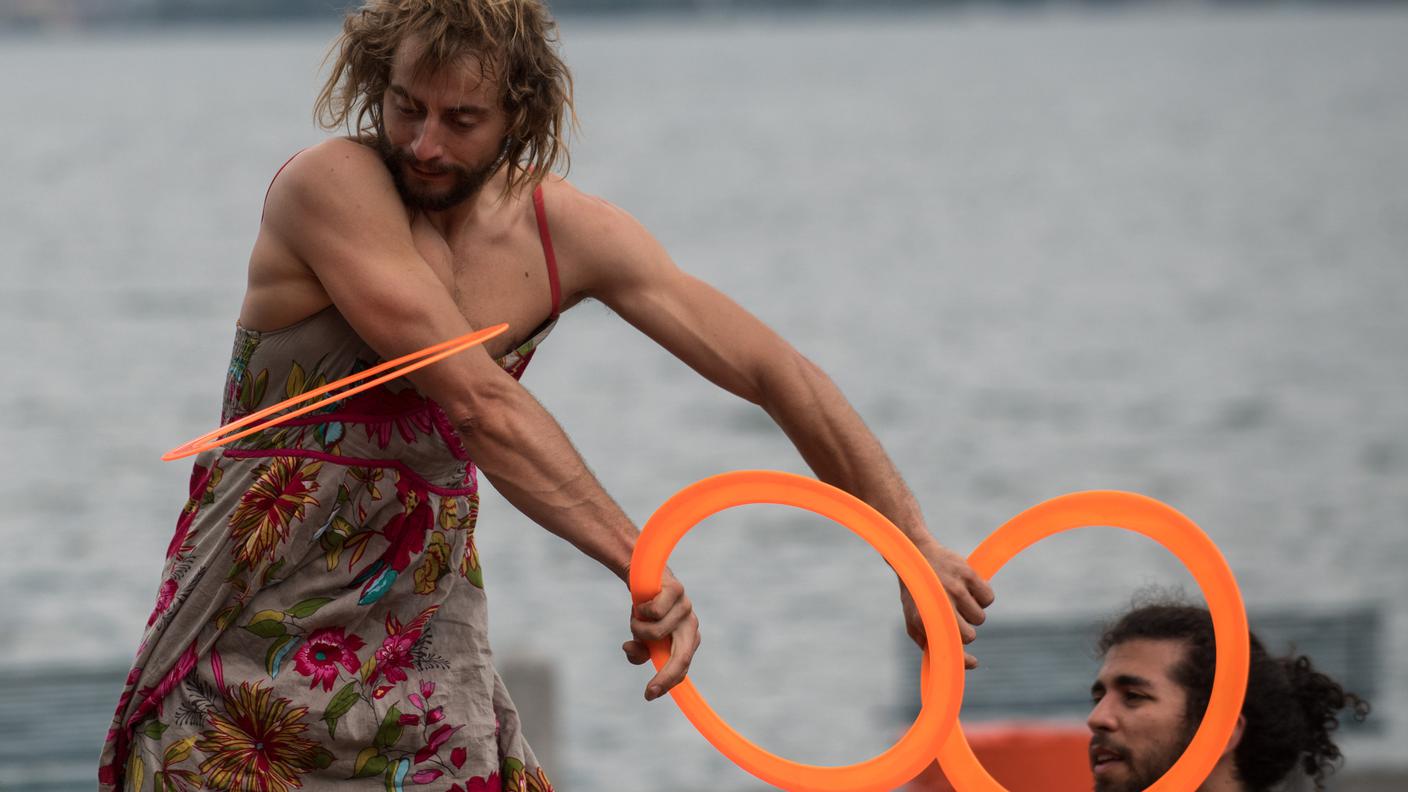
[569,187,993,658]
[262,142,695,697]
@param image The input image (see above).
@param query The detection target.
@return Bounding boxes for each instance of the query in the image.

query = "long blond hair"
[315,0,576,195]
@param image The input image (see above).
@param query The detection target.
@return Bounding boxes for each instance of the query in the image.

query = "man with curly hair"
[1088,602,1371,792]
[100,1,994,789]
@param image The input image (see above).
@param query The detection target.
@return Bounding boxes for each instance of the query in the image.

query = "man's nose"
[409,117,443,162]
[1087,697,1117,733]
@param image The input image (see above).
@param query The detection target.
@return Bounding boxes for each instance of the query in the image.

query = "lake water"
[2,5,1406,789]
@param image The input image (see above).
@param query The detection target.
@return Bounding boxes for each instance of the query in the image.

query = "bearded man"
[1089,602,1370,792]
[99,1,993,789]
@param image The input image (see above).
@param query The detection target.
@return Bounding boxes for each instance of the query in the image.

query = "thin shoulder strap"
[261,149,307,221]
[532,183,562,318]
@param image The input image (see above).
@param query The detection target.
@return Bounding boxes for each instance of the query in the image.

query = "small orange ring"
[629,470,966,792]
[162,323,509,461]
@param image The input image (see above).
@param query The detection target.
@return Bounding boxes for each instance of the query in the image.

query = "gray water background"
[1,6,1406,789]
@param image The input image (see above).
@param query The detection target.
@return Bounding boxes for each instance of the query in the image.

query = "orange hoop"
[635,478,1247,792]
[629,470,965,792]
[929,490,1249,792]
[162,324,509,461]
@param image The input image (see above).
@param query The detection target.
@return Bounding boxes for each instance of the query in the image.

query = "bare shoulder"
[264,138,397,222]
[535,176,663,296]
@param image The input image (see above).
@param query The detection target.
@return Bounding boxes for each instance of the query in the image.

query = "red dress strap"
[532,184,562,318]
[260,149,306,221]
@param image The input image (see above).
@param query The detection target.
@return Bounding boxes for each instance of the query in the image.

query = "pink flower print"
[408,692,426,711]
[340,387,434,448]
[411,769,442,784]
[147,578,178,627]
[373,633,416,684]
[412,724,462,764]
[420,680,436,699]
[373,685,395,699]
[425,706,444,724]
[292,628,365,692]
[451,747,467,769]
[399,713,420,726]
[466,773,501,792]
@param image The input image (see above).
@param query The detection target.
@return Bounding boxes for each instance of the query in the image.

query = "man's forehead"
[1097,639,1187,686]
[390,34,499,97]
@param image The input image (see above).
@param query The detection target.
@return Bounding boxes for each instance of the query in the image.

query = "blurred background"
[1,0,1405,790]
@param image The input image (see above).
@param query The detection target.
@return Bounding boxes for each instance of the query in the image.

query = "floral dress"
[99,187,563,792]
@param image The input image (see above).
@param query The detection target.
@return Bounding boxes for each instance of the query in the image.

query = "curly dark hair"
[1097,601,1371,792]
[315,0,576,197]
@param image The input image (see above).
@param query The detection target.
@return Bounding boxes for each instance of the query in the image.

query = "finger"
[634,580,683,622]
[971,576,996,609]
[646,619,699,700]
[622,641,651,666]
[632,595,693,643]
[964,652,979,670]
[950,587,987,628]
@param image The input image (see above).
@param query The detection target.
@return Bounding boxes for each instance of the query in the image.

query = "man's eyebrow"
[1112,674,1153,690]
[387,84,488,116]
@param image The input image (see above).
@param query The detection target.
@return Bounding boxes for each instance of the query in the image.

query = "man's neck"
[423,170,512,239]
[1197,757,1244,792]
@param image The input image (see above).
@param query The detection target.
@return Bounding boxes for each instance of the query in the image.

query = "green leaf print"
[324,682,359,738]
[384,757,410,792]
[374,705,403,750]
[261,558,286,586]
[285,362,307,400]
[312,747,335,770]
[152,769,171,792]
[352,747,387,779]
[163,736,197,766]
[265,634,302,678]
[244,617,287,639]
[239,369,269,413]
[323,532,347,571]
[126,754,144,792]
[140,720,168,740]
[285,597,334,619]
[213,603,244,631]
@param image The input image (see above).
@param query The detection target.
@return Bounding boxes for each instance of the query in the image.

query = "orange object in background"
[904,724,1093,792]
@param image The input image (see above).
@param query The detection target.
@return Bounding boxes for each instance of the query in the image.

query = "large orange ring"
[163,324,509,461]
[930,490,1250,791]
[629,470,966,792]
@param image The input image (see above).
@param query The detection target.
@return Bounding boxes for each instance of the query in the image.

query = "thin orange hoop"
[629,470,965,792]
[162,324,509,461]
[928,490,1249,792]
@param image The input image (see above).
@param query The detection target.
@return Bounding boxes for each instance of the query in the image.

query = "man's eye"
[395,104,421,116]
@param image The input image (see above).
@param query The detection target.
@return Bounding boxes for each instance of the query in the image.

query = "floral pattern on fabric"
[100,308,556,791]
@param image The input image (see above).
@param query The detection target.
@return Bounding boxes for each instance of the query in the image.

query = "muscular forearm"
[758,354,941,551]
[451,382,639,582]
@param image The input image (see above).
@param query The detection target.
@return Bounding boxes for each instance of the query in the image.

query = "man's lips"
[1090,746,1127,773]
[407,163,447,179]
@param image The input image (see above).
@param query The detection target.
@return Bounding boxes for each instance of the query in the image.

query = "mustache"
[391,150,465,177]
[1089,734,1129,761]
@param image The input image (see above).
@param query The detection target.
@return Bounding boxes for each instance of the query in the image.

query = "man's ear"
[1221,714,1246,759]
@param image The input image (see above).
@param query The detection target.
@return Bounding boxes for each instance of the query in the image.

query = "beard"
[1091,725,1195,792]
[378,137,502,212]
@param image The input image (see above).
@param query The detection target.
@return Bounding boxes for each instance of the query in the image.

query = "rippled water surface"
[2,6,1406,789]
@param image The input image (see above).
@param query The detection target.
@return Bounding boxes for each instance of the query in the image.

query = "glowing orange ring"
[929,490,1249,791]
[629,470,965,792]
[162,323,509,461]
